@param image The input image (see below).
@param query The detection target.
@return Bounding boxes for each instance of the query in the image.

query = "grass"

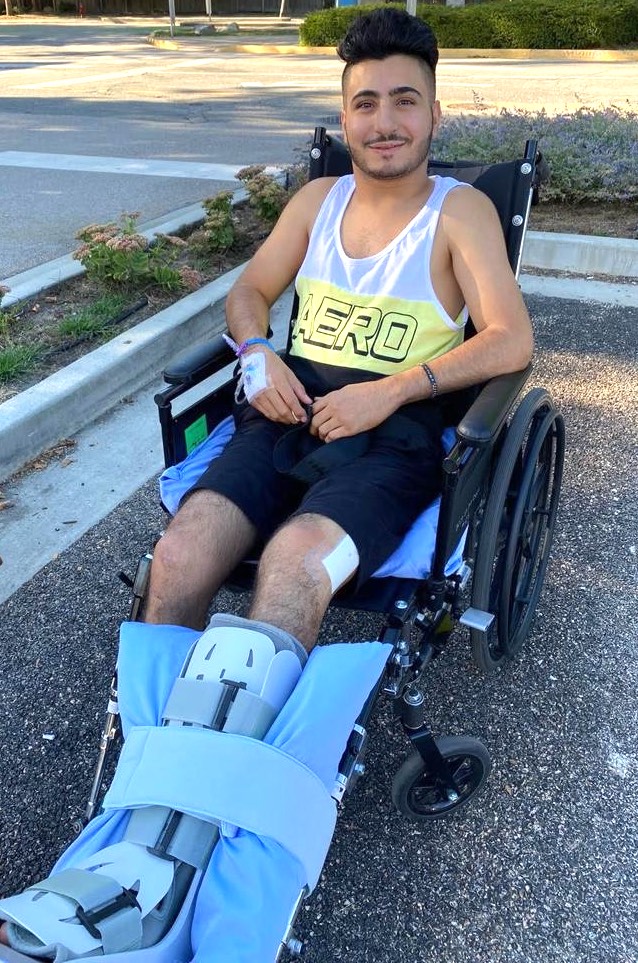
[0,293,134,389]
[0,305,19,338]
[0,345,41,384]
[56,293,130,341]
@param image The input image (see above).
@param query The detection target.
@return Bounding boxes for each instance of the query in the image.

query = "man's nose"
[375,100,397,134]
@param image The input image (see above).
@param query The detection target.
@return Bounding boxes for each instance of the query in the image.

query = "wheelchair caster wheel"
[391,736,491,821]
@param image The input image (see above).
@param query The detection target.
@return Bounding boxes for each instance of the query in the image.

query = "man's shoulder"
[298,175,342,203]
[440,181,496,219]
[288,175,342,230]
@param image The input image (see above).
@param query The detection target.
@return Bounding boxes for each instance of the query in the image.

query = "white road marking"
[8,55,226,90]
[0,151,243,180]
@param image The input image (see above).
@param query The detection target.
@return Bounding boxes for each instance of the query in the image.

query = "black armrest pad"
[456,365,532,447]
[163,335,235,387]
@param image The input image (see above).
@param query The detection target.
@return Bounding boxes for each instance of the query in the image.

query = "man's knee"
[260,514,360,594]
[152,491,211,577]
[155,491,252,573]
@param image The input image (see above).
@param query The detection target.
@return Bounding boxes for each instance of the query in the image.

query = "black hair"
[337,7,439,79]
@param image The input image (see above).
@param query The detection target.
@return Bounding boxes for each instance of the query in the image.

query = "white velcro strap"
[23,866,142,956]
[102,726,336,890]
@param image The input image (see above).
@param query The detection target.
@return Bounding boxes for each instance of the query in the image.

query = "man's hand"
[245,348,313,424]
[310,380,399,442]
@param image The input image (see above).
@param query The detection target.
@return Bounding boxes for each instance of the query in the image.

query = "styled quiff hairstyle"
[337,7,439,92]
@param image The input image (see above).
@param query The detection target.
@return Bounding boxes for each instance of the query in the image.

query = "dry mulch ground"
[0,201,634,405]
[529,201,637,239]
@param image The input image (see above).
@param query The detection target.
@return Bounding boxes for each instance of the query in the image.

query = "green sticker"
[184,414,209,454]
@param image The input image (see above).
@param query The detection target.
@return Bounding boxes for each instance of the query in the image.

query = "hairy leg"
[249,513,357,651]
[145,490,258,629]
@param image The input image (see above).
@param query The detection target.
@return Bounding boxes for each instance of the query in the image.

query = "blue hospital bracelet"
[223,334,274,357]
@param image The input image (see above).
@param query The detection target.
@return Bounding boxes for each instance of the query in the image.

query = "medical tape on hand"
[239,351,271,403]
[321,535,359,594]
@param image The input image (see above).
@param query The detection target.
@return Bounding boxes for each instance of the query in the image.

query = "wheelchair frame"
[81,129,565,956]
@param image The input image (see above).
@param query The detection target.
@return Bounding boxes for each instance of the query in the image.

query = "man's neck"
[350,166,434,208]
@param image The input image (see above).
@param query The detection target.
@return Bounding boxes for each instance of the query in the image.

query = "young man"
[144,6,533,650]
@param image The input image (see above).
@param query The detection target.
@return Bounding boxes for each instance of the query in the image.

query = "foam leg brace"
[0,618,391,963]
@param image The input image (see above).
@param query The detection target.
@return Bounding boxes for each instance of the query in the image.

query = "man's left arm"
[311,188,533,442]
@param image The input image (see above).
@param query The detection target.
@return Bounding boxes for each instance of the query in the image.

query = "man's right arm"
[225,178,335,424]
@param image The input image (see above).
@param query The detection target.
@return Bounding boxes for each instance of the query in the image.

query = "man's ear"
[432,100,442,138]
[340,109,349,145]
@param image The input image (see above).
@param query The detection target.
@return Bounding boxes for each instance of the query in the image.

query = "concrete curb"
[0,266,243,484]
[145,34,638,62]
[524,231,638,279]
[1,243,635,483]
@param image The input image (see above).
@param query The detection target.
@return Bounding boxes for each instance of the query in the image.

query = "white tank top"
[288,174,469,394]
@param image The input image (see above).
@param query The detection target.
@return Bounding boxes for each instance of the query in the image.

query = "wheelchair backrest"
[307,125,539,280]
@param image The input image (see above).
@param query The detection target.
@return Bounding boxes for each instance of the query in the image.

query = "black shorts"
[187,401,444,584]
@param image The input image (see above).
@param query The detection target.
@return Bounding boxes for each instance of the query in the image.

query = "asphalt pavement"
[0,291,637,962]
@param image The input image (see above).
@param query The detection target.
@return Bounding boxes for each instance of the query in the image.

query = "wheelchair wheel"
[391,736,491,821]
[471,388,565,672]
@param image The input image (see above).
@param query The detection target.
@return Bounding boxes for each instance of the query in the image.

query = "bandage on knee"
[321,534,359,593]
[0,616,306,961]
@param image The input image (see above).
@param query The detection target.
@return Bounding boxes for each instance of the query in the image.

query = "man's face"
[341,54,441,181]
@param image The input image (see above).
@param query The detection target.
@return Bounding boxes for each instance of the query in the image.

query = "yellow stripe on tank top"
[290,278,464,377]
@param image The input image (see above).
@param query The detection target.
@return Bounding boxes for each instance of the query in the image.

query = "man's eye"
[398,98,416,107]
[355,101,373,110]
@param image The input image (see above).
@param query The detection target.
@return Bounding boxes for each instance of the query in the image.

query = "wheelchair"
[148,124,564,810]
[0,128,564,963]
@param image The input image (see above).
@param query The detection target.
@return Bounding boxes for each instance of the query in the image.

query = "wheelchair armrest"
[455,365,532,447]
[163,335,235,388]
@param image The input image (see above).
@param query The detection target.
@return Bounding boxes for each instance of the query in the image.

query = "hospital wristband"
[420,362,439,398]
[223,334,274,358]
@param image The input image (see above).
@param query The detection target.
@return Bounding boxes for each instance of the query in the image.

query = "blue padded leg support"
[1,622,391,963]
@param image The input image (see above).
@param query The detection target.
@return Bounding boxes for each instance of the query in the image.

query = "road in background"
[0,292,637,961]
[2,21,637,276]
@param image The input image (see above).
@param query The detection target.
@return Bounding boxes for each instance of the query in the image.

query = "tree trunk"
[4,0,12,17]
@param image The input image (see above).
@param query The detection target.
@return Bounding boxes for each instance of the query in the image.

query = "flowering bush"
[189,191,237,256]
[435,106,638,204]
[73,212,187,291]
[236,166,292,228]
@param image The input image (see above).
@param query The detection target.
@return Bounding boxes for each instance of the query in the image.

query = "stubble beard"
[346,131,433,181]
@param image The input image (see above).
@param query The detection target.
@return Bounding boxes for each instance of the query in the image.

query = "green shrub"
[299,0,638,49]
